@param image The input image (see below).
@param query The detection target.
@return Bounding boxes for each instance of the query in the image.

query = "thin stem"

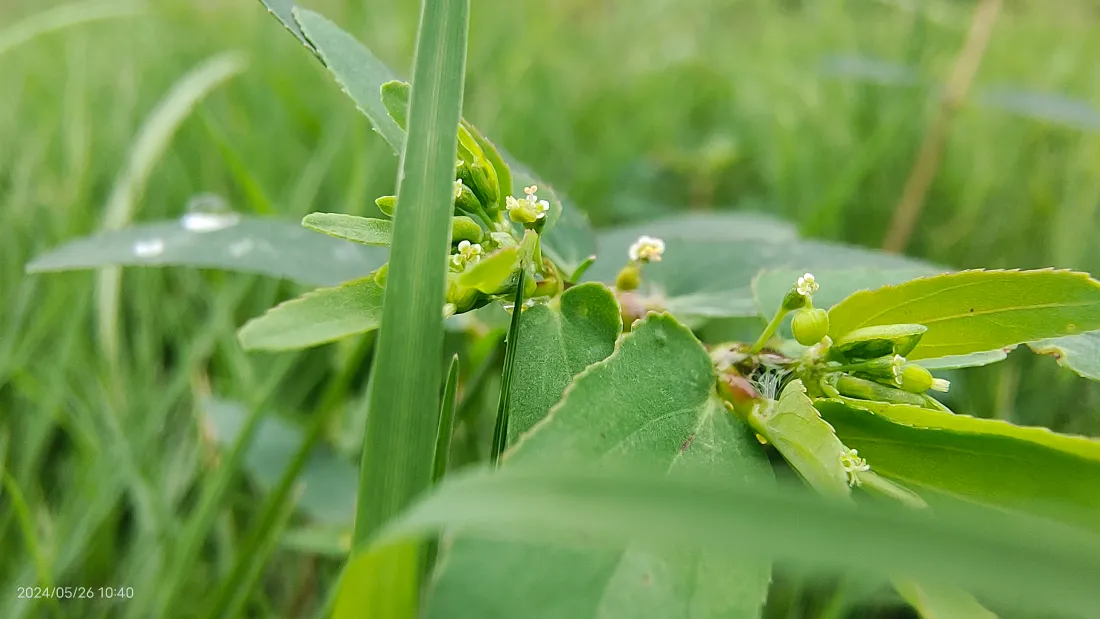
[882,0,1003,252]
[490,269,525,465]
[749,307,789,354]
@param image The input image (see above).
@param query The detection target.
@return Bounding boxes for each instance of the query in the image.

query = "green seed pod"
[375,195,396,218]
[897,364,934,393]
[373,263,389,288]
[615,264,641,291]
[831,324,928,361]
[834,374,929,407]
[453,181,485,218]
[792,308,830,346]
[451,216,484,244]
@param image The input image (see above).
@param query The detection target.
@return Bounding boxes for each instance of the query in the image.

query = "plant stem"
[750,307,789,354]
[882,0,1003,252]
[491,269,525,466]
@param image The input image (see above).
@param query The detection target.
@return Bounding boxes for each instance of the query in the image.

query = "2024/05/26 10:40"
[17,586,135,599]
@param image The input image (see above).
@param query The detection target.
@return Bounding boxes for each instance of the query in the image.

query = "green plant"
[22,1,1100,618]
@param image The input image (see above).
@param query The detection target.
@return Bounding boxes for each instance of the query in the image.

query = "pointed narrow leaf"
[293,8,404,153]
[815,399,1100,534]
[506,283,622,442]
[434,356,460,483]
[238,275,385,351]
[1028,331,1100,382]
[25,217,384,286]
[827,270,1100,360]
[429,315,773,619]
[259,0,313,50]
[302,213,393,246]
[334,542,419,619]
[381,80,410,129]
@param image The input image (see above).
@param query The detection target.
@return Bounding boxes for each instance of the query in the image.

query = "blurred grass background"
[2,0,1099,616]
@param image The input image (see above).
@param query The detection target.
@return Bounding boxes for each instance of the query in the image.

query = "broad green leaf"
[201,398,357,526]
[506,283,622,442]
[459,245,520,293]
[1028,331,1100,382]
[815,399,1100,534]
[827,270,1100,360]
[430,315,773,619]
[302,213,393,246]
[584,237,940,325]
[748,380,851,499]
[894,580,997,619]
[258,0,312,50]
[293,8,404,154]
[238,275,385,351]
[375,465,1100,618]
[25,217,384,286]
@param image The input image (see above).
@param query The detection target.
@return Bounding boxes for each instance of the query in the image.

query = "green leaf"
[433,356,460,484]
[429,315,773,619]
[894,580,997,619]
[815,399,1100,534]
[584,237,940,325]
[293,8,404,154]
[334,542,419,619]
[827,269,1100,360]
[374,465,1100,618]
[302,213,393,246]
[25,217,384,286]
[459,245,520,293]
[916,350,1011,370]
[490,271,526,465]
[1028,330,1100,382]
[238,275,385,351]
[258,0,313,51]
[381,80,409,129]
[506,283,622,442]
[748,379,851,499]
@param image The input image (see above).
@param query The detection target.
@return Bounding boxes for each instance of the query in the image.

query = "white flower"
[839,448,870,487]
[628,235,666,263]
[930,378,951,392]
[796,272,818,297]
[890,355,907,385]
[450,240,483,269]
[505,185,550,224]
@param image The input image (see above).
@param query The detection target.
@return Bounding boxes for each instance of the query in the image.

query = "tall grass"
[2,0,1099,616]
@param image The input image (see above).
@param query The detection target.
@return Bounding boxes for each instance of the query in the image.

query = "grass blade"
[94,52,247,362]
[0,0,141,59]
[434,355,461,484]
[490,269,524,465]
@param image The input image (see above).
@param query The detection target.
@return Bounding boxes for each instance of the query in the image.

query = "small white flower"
[930,378,951,392]
[628,235,666,263]
[839,448,871,487]
[505,186,549,224]
[454,180,464,200]
[796,272,818,297]
[451,240,483,269]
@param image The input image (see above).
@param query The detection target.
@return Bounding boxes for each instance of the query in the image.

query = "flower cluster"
[505,185,550,224]
[796,272,818,297]
[839,448,871,487]
[628,235,665,263]
[450,240,483,269]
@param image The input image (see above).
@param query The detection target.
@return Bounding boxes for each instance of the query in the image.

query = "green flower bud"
[896,364,950,394]
[791,307,830,346]
[453,181,485,218]
[781,288,809,312]
[456,126,500,209]
[451,216,484,244]
[615,264,641,291]
[375,195,396,218]
[831,324,928,361]
[505,185,550,226]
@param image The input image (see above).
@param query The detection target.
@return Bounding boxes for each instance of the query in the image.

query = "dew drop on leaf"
[132,238,165,258]
[181,193,240,233]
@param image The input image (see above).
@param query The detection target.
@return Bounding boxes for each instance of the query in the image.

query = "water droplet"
[132,238,165,258]
[229,238,254,258]
[181,193,240,233]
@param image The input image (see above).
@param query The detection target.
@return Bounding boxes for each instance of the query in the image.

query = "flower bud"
[453,181,485,219]
[375,195,396,217]
[791,307,830,346]
[451,216,484,244]
[615,264,641,291]
[896,364,950,394]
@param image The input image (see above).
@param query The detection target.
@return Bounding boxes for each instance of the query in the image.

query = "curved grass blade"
[26,217,385,286]
[434,355,461,484]
[0,0,141,59]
